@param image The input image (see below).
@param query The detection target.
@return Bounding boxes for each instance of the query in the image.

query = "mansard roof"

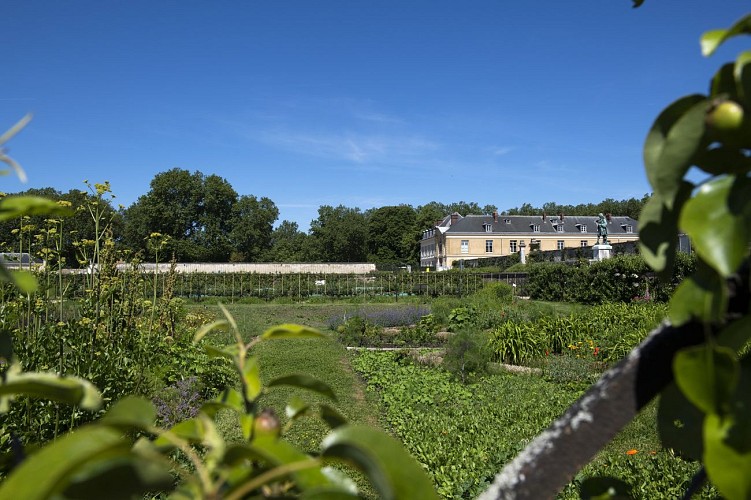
[439,214,638,236]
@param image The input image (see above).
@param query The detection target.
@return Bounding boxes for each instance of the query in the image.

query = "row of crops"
[37,271,528,301]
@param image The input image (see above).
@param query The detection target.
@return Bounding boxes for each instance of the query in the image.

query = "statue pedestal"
[592,244,612,261]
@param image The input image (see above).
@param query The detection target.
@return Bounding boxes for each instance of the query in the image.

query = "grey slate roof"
[441,214,638,236]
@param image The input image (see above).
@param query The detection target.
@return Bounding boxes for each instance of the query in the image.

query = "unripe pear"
[706,100,745,131]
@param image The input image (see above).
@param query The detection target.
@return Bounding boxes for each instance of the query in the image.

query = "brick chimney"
[559,212,564,222]
[542,211,546,222]
[493,210,498,223]
[450,213,459,226]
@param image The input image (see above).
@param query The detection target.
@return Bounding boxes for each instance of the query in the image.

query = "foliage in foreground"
[0,314,438,499]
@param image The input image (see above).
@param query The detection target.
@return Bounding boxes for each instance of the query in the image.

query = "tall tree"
[123,168,278,262]
[366,205,416,264]
[229,195,279,262]
[308,205,368,262]
[266,220,308,262]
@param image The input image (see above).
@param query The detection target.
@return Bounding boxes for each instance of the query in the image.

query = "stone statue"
[595,213,609,245]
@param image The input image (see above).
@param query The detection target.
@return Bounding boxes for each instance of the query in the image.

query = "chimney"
[559,212,564,222]
[493,210,498,223]
[542,211,546,222]
[605,212,612,222]
[450,213,459,226]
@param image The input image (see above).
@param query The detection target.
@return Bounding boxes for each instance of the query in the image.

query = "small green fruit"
[707,100,745,131]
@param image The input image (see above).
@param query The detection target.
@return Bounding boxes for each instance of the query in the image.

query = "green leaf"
[321,425,439,500]
[0,368,102,413]
[637,182,693,277]
[579,476,632,499]
[669,260,727,325]
[694,147,751,176]
[242,356,262,401]
[701,15,751,57]
[224,440,334,491]
[202,388,245,417]
[156,418,204,447]
[643,95,708,205]
[100,396,156,431]
[62,455,174,500]
[320,404,347,429]
[286,396,311,420]
[0,264,38,294]
[718,315,751,353]
[204,344,237,361]
[0,427,128,500]
[193,320,229,344]
[710,63,738,99]
[680,175,751,277]
[657,381,705,460]
[262,324,328,340]
[0,195,73,221]
[704,413,751,499]
[674,345,738,415]
[735,51,751,102]
[268,374,337,401]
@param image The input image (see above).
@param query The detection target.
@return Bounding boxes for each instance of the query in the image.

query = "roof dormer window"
[531,224,540,233]
[622,224,633,233]
[576,224,587,233]
[504,218,511,224]
[483,223,493,233]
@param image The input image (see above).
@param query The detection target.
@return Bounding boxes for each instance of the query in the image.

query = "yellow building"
[420,212,639,270]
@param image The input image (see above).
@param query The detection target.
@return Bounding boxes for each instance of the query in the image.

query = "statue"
[595,213,609,245]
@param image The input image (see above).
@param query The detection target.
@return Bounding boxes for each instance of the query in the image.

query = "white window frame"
[532,224,540,233]
[557,240,564,250]
[510,240,518,253]
[485,239,493,253]
[461,240,469,254]
[580,225,587,233]
[580,240,588,247]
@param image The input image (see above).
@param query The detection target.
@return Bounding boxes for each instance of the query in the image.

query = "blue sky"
[3,1,750,231]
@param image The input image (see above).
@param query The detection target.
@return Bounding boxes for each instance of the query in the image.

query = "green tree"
[366,205,416,264]
[308,205,368,262]
[229,195,279,262]
[266,220,309,262]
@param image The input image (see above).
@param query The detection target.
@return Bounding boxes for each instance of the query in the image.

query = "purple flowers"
[153,376,204,428]
[328,305,431,330]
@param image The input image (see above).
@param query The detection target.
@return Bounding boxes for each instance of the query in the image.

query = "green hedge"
[525,253,696,304]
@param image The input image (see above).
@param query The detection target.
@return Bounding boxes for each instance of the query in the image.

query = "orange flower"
[626,449,638,455]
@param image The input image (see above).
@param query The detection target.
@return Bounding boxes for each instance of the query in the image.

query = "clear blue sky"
[3,1,749,231]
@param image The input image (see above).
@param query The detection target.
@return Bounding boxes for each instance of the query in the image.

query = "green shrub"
[442,329,491,383]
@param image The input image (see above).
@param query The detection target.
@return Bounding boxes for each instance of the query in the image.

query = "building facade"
[420,212,639,270]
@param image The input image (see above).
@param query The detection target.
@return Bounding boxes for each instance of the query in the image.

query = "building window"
[510,240,517,253]
[485,240,493,253]
[557,240,564,250]
[580,225,587,233]
[461,240,469,254]
[624,224,633,233]
[532,224,540,232]
[484,223,493,233]
[504,218,511,224]
[580,240,588,247]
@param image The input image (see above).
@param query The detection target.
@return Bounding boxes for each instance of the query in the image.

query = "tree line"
[0,168,649,266]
